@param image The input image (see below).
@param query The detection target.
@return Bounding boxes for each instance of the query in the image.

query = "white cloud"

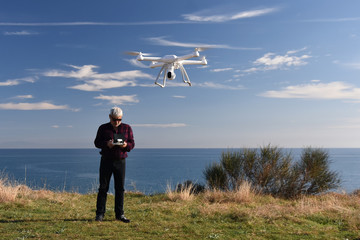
[0,77,36,86]
[183,8,277,22]
[147,36,260,50]
[132,123,187,128]
[94,94,139,105]
[70,80,136,91]
[125,59,149,68]
[173,95,186,99]
[43,65,153,91]
[4,30,38,36]
[260,81,360,100]
[211,68,233,72]
[239,48,311,74]
[0,102,71,110]
[12,95,34,99]
[254,52,311,70]
[0,21,190,27]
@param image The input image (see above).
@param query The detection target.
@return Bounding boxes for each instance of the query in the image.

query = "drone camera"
[167,71,176,80]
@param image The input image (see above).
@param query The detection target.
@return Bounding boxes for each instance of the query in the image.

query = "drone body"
[127,48,208,88]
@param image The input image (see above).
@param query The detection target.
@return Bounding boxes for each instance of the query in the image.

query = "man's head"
[109,107,123,128]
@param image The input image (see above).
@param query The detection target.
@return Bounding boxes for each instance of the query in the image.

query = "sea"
[0,148,359,195]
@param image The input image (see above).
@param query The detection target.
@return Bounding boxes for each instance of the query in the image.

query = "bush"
[288,147,341,198]
[203,162,228,190]
[204,145,341,198]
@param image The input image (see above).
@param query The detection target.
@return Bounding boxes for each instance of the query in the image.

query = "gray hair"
[110,107,123,117]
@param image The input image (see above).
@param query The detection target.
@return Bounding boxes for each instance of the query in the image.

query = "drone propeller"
[124,51,152,56]
[195,47,210,52]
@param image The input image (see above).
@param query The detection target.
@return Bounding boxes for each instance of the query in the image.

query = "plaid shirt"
[94,122,135,159]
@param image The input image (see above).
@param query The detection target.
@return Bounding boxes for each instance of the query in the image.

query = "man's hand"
[107,140,127,149]
[107,140,115,149]
[120,141,128,148]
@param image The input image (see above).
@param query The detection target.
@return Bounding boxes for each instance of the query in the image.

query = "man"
[94,107,135,222]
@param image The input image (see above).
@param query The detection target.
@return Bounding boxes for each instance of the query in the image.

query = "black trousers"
[96,157,126,217]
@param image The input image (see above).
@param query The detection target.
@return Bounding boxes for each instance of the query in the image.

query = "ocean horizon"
[0,148,359,194]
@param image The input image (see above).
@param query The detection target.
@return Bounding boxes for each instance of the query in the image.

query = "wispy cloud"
[43,65,152,91]
[260,81,360,100]
[183,7,278,22]
[0,21,191,27]
[132,123,187,128]
[94,94,139,105]
[0,7,277,29]
[125,58,150,68]
[211,68,233,72]
[0,77,36,86]
[302,17,360,23]
[70,80,137,91]
[338,61,360,70]
[3,30,39,36]
[0,102,72,110]
[11,95,34,99]
[196,82,244,90]
[173,95,186,99]
[147,36,261,50]
[239,48,311,73]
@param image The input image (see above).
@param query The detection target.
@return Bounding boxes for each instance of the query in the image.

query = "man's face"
[110,114,122,128]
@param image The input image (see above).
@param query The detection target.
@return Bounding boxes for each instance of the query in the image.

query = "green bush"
[291,147,340,197]
[203,162,228,190]
[204,145,341,198]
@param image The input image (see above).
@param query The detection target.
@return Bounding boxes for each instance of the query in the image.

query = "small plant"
[175,180,205,194]
[204,145,341,198]
[203,162,228,190]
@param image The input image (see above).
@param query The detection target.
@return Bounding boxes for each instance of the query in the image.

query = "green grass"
[1,187,360,240]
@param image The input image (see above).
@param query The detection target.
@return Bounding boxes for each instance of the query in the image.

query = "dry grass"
[2,174,360,231]
[197,190,360,230]
[0,175,78,204]
[164,181,360,230]
[0,176,28,203]
[203,181,256,204]
[166,183,195,201]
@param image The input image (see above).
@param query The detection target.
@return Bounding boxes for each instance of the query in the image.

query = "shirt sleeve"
[125,125,135,152]
[94,125,107,149]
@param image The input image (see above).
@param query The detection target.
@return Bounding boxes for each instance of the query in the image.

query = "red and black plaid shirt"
[94,122,135,159]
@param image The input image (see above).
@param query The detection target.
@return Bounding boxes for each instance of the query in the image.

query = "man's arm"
[94,125,108,149]
[124,125,135,152]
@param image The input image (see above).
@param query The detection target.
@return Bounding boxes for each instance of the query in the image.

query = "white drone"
[126,48,208,88]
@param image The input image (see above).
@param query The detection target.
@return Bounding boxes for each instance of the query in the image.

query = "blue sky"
[1,0,360,148]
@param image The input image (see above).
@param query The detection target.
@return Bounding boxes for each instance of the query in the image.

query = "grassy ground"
[0,179,360,239]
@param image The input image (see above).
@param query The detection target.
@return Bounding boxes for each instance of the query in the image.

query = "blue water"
[0,148,359,194]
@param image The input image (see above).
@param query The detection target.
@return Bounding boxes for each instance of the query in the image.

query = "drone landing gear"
[154,64,192,88]
[179,64,191,86]
[155,65,166,88]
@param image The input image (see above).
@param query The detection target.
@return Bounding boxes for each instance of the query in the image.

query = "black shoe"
[116,215,130,223]
[95,214,104,221]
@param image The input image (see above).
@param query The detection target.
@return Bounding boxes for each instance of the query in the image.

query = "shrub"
[204,145,341,198]
[203,162,228,190]
[288,147,341,197]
